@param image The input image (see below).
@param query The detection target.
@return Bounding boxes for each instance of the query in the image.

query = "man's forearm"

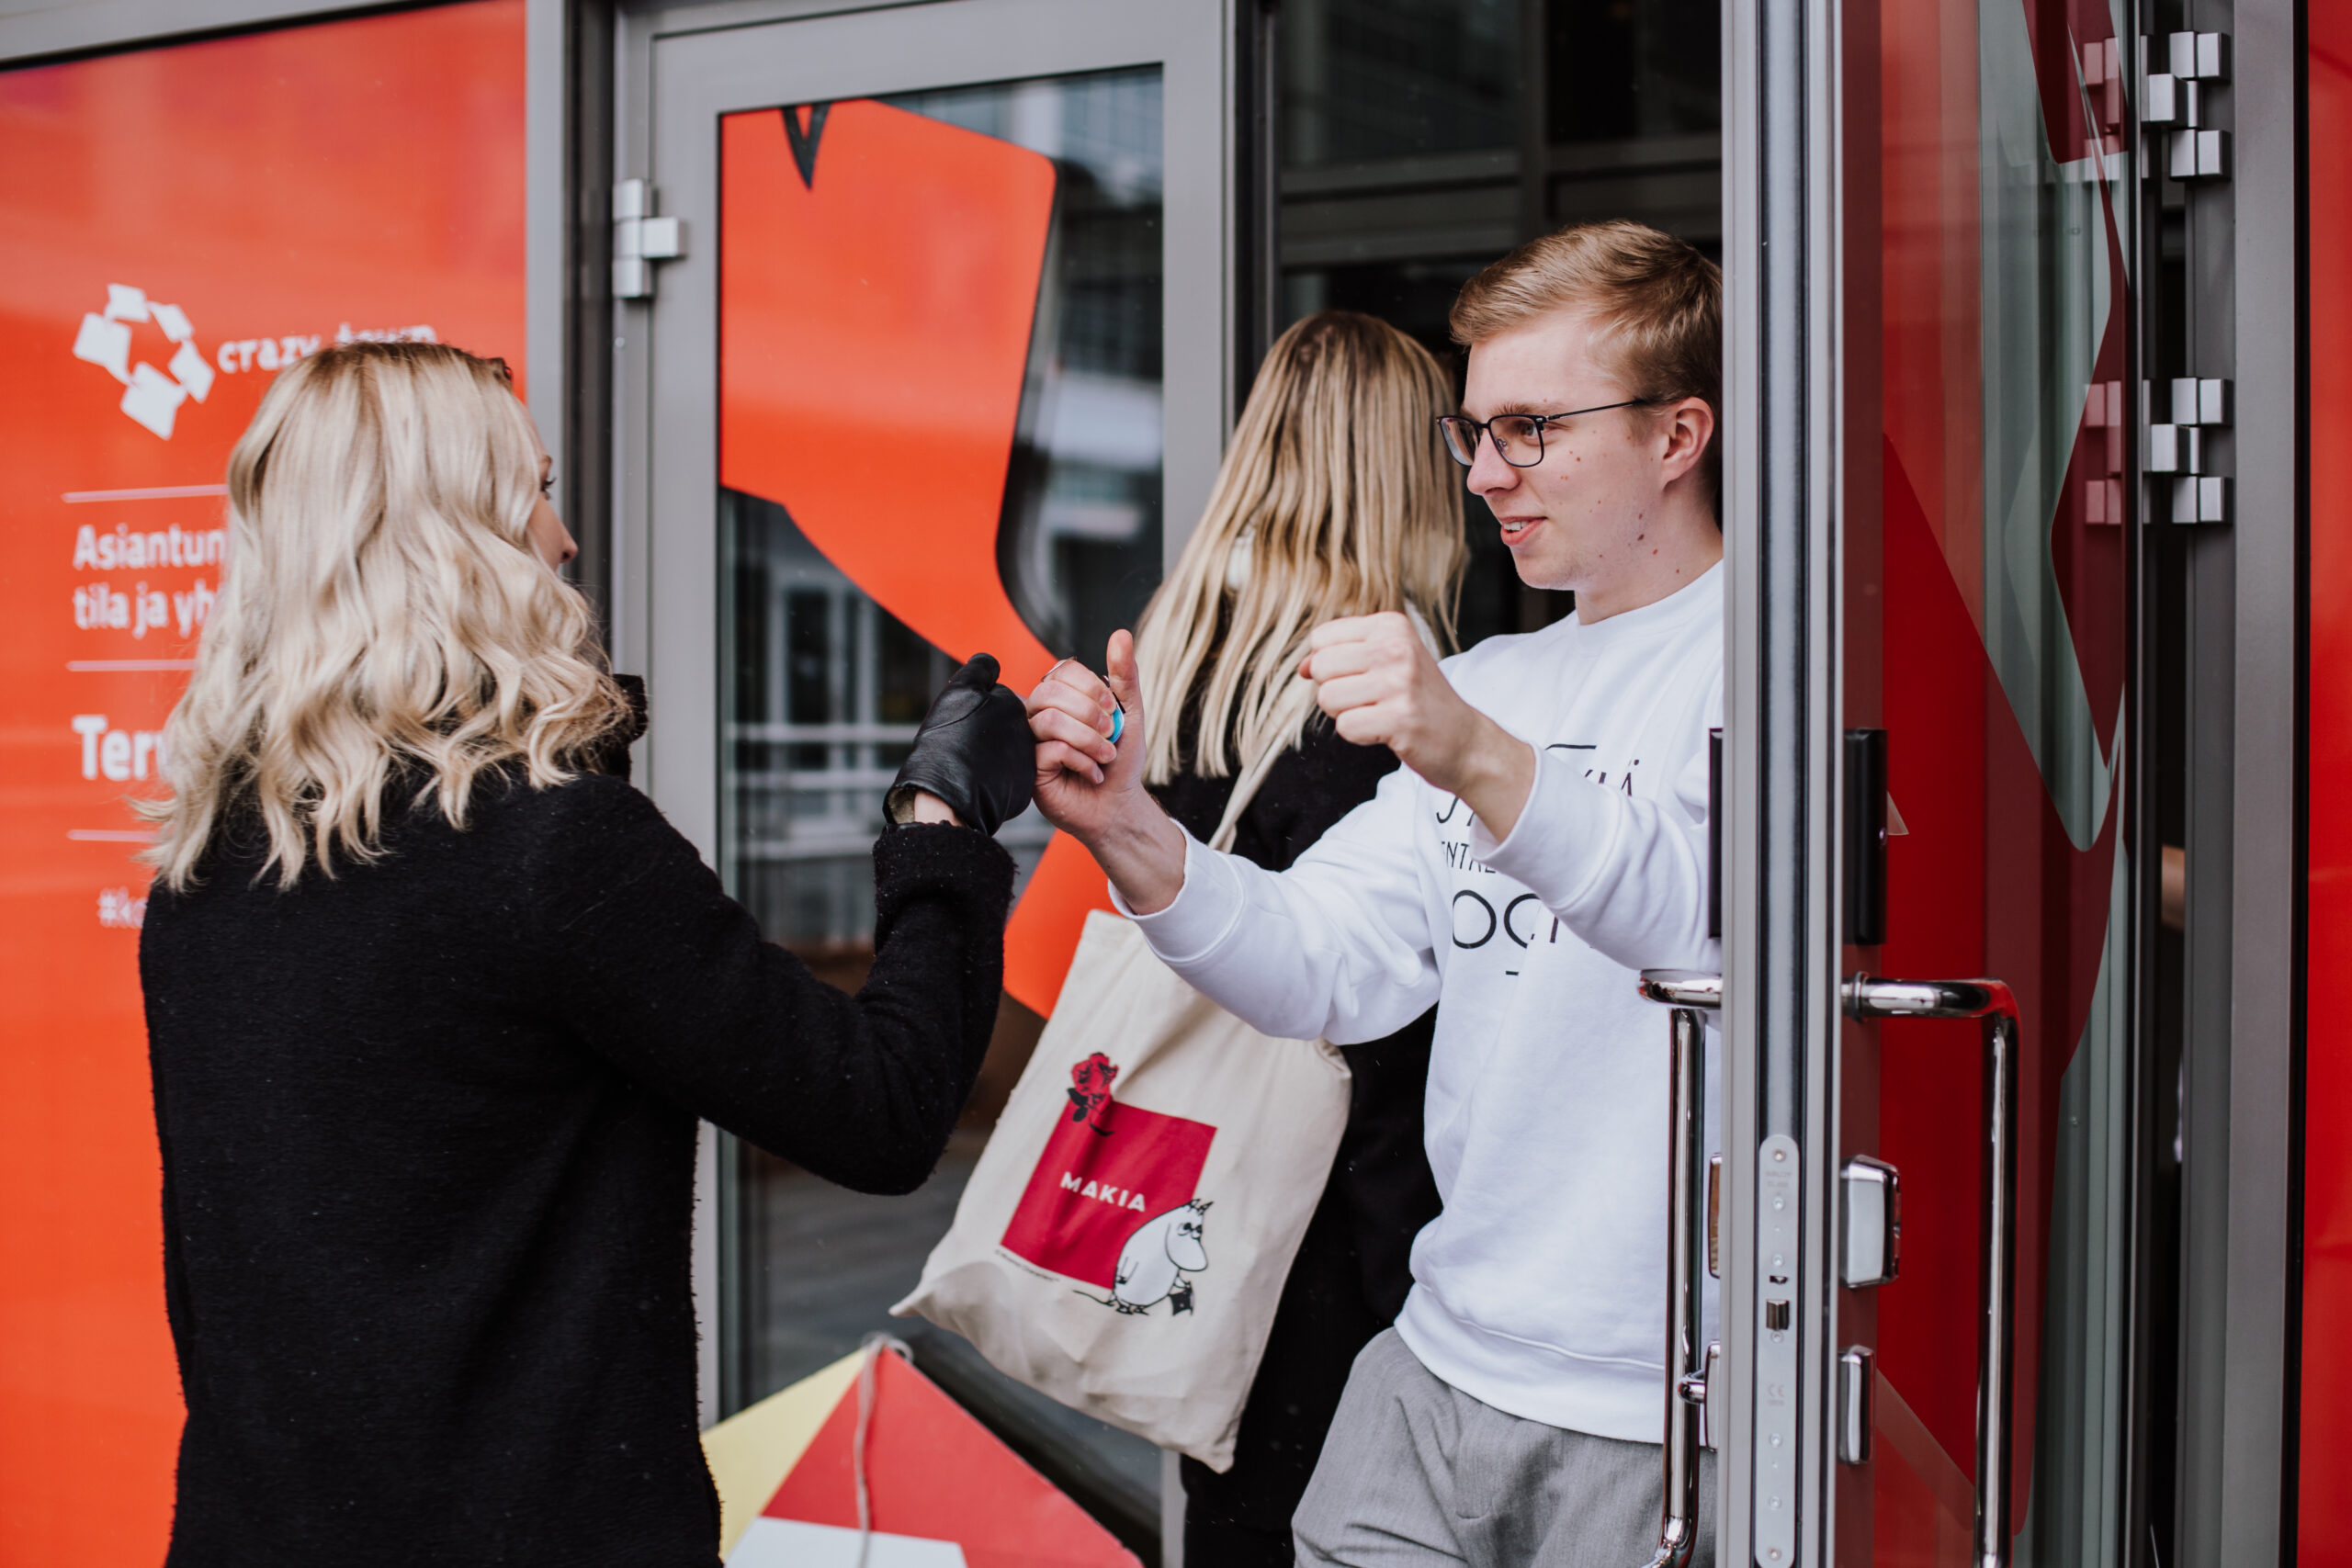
[1084,797,1191,915]
[1421,716,1539,843]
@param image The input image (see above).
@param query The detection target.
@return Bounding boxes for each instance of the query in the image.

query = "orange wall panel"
[0,6,526,1558]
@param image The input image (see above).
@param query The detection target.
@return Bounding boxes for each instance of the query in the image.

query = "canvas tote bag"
[893,712,1351,1472]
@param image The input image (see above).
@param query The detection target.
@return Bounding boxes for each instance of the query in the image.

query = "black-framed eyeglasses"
[1435,400,1657,468]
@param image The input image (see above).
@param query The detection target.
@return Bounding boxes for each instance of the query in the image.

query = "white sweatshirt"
[1117,562,1724,1442]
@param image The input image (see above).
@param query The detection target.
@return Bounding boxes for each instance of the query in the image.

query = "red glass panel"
[1860,0,2132,1556]
[2300,10,2352,1562]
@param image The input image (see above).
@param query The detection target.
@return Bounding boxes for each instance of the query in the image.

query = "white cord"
[852,1333,914,1568]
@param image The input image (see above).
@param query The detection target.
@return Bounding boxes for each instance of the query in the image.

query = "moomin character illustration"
[1083,1199,1213,1314]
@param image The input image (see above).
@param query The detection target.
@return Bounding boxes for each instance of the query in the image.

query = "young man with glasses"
[1027,220,1723,1566]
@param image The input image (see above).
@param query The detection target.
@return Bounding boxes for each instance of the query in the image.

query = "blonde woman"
[1127,310,1464,1566]
[137,343,1032,1567]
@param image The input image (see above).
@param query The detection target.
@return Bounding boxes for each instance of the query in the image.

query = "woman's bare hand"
[1025,631,1187,912]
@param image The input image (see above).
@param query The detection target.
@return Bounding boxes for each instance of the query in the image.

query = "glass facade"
[2,0,2289,1560]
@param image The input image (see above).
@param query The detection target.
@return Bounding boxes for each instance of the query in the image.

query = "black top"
[1150,710,1440,1321]
[1153,711,1401,876]
[140,774,1012,1567]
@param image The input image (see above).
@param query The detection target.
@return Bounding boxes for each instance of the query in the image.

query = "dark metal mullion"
[1517,0,1550,243]
[1230,0,1280,409]
[565,0,619,625]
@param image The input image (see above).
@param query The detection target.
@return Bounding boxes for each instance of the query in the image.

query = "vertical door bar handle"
[1841,976,2020,1568]
[1634,971,1722,1568]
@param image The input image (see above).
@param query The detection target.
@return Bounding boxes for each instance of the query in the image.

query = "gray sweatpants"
[1293,1330,1717,1568]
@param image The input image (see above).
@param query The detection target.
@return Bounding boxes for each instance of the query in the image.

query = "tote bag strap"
[1205,678,1313,854]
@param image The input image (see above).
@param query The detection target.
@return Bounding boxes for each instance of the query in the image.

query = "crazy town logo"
[73,284,441,440]
[72,284,214,440]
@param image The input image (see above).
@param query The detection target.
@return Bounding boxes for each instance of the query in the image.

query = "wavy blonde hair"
[1134,310,1465,784]
[143,342,633,890]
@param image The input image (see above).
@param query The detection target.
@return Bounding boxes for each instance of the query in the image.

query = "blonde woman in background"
[1126,310,1465,1566]
[137,342,1034,1568]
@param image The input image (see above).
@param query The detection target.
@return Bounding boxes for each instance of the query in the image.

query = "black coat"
[140,774,1011,1567]
[1152,713,1443,1564]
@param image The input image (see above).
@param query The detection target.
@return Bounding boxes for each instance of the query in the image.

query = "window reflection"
[1546,0,1720,144]
[1283,0,1519,164]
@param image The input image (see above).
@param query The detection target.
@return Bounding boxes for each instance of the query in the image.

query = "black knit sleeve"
[523,776,1013,1193]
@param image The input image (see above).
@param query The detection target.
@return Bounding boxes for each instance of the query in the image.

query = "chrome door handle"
[1632,970,1721,1568]
[1843,976,2020,1568]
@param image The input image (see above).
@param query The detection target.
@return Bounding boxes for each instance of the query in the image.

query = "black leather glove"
[886,653,1035,836]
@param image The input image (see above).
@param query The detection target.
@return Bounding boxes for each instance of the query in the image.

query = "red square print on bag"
[1001,1058,1216,1291]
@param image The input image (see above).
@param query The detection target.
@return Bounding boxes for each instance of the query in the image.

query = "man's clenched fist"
[1300,613,1538,840]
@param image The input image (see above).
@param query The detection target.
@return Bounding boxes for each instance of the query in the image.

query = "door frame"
[1716,0,1845,1556]
[607,0,1240,1430]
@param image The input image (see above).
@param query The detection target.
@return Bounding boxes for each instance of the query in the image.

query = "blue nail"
[1108,706,1125,746]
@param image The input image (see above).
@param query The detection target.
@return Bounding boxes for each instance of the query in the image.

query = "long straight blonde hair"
[143,342,633,890]
[1134,310,1464,784]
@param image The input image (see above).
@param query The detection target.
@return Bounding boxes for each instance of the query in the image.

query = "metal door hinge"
[2146,378,2233,523]
[2143,33,2231,181]
[613,179,686,301]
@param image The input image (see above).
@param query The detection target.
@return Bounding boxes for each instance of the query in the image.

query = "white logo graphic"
[72,283,214,440]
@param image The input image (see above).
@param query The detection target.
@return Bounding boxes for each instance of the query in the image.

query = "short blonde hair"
[1451,220,1722,506]
[142,342,633,890]
[1134,310,1464,784]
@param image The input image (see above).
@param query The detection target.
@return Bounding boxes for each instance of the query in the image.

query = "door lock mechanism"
[1839,1156,1901,1288]
[1676,1341,1721,1451]
[1838,1346,1876,1465]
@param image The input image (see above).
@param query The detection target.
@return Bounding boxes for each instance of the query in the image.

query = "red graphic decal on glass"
[718,98,1057,692]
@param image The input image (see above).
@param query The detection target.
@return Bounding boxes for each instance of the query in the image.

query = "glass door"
[1853,1,2139,1562]
[1709,0,2144,1564]
[613,0,1230,1552]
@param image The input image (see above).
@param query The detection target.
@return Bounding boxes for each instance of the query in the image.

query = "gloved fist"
[886,652,1036,837]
